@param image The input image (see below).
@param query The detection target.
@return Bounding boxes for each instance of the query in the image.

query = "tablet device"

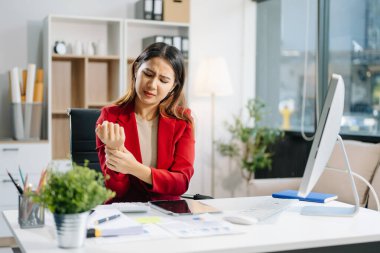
[149,199,221,215]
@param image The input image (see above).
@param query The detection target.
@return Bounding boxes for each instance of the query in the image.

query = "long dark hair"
[115,42,192,124]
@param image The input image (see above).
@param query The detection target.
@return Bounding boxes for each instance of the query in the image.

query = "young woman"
[95,42,194,203]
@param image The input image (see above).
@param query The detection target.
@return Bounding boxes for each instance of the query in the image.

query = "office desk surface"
[3,196,380,253]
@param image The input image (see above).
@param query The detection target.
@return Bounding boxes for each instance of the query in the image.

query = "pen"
[6,170,24,195]
[94,214,120,225]
[18,165,25,186]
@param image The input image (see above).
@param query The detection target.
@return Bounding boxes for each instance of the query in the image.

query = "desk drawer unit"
[0,143,51,175]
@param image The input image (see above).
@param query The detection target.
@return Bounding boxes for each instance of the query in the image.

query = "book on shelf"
[153,0,163,21]
[181,36,189,59]
[142,35,165,50]
[135,0,154,20]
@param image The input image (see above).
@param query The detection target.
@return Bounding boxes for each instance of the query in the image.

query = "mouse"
[223,215,258,225]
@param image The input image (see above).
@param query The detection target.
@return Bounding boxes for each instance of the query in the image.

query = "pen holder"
[18,195,45,229]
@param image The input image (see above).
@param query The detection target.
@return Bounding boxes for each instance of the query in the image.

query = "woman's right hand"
[95,121,125,151]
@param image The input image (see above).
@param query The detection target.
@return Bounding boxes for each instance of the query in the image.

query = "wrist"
[129,162,152,185]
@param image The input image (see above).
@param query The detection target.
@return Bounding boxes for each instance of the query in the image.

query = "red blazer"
[96,104,195,203]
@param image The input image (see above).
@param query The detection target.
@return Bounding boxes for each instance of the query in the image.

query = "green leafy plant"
[30,162,115,214]
[216,99,284,182]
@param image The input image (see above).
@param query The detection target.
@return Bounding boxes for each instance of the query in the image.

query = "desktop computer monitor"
[297,73,359,216]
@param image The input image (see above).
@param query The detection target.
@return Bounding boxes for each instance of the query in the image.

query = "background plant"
[30,162,115,214]
[216,99,284,182]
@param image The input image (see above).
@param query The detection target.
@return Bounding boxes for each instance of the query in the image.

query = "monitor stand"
[301,135,360,217]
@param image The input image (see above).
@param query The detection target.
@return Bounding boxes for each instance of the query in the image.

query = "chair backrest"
[68,108,101,173]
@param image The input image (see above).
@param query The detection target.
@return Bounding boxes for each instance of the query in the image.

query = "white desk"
[3,196,380,253]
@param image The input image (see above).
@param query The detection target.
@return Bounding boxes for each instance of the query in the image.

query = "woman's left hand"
[105,147,138,174]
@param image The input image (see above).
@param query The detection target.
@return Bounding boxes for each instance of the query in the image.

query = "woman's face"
[134,57,176,109]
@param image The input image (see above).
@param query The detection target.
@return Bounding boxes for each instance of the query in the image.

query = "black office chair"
[68,108,102,173]
[68,108,213,200]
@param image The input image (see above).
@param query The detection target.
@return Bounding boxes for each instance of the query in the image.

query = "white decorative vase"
[86,41,95,56]
[74,41,83,55]
[95,40,106,55]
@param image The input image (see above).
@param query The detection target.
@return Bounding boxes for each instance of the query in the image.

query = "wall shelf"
[0,140,49,144]
[52,54,120,61]
[126,19,189,28]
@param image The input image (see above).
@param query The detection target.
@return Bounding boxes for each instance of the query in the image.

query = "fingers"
[99,121,125,149]
[106,160,118,172]
[107,149,132,165]
[109,122,115,141]
[106,148,118,158]
[120,126,125,141]
[105,148,120,162]
[106,154,119,166]
[95,124,101,133]
[95,124,102,140]
[101,121,108,141]
[115,124,120,141]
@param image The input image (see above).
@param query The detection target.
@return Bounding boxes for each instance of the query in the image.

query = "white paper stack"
[88,209,144,237]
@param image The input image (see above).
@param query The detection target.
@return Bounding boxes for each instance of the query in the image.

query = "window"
[256,0,380,138]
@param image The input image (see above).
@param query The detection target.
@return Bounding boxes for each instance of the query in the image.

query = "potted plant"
[216,99,284,183]
[30,162,114,248]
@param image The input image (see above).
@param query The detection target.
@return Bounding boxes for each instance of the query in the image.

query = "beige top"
[135,113,158,168]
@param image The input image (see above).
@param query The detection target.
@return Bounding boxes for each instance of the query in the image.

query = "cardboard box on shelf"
[163,0,189,23]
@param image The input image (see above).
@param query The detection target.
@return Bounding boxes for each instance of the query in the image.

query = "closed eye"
[143,71,154,77]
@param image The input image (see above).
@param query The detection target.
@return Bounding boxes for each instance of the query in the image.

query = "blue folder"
[272,189,338,203]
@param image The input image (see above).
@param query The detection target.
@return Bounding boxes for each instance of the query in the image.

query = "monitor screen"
[298,74,345,198]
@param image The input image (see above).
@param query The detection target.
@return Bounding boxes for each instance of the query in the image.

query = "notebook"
[87,209,144,237]
[272,189,338,203]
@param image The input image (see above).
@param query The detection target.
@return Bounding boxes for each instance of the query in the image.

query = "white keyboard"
[238,198,295,222]
[98,202,150,213]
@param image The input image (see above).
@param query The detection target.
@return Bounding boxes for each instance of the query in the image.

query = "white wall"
[187,0,256,197]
